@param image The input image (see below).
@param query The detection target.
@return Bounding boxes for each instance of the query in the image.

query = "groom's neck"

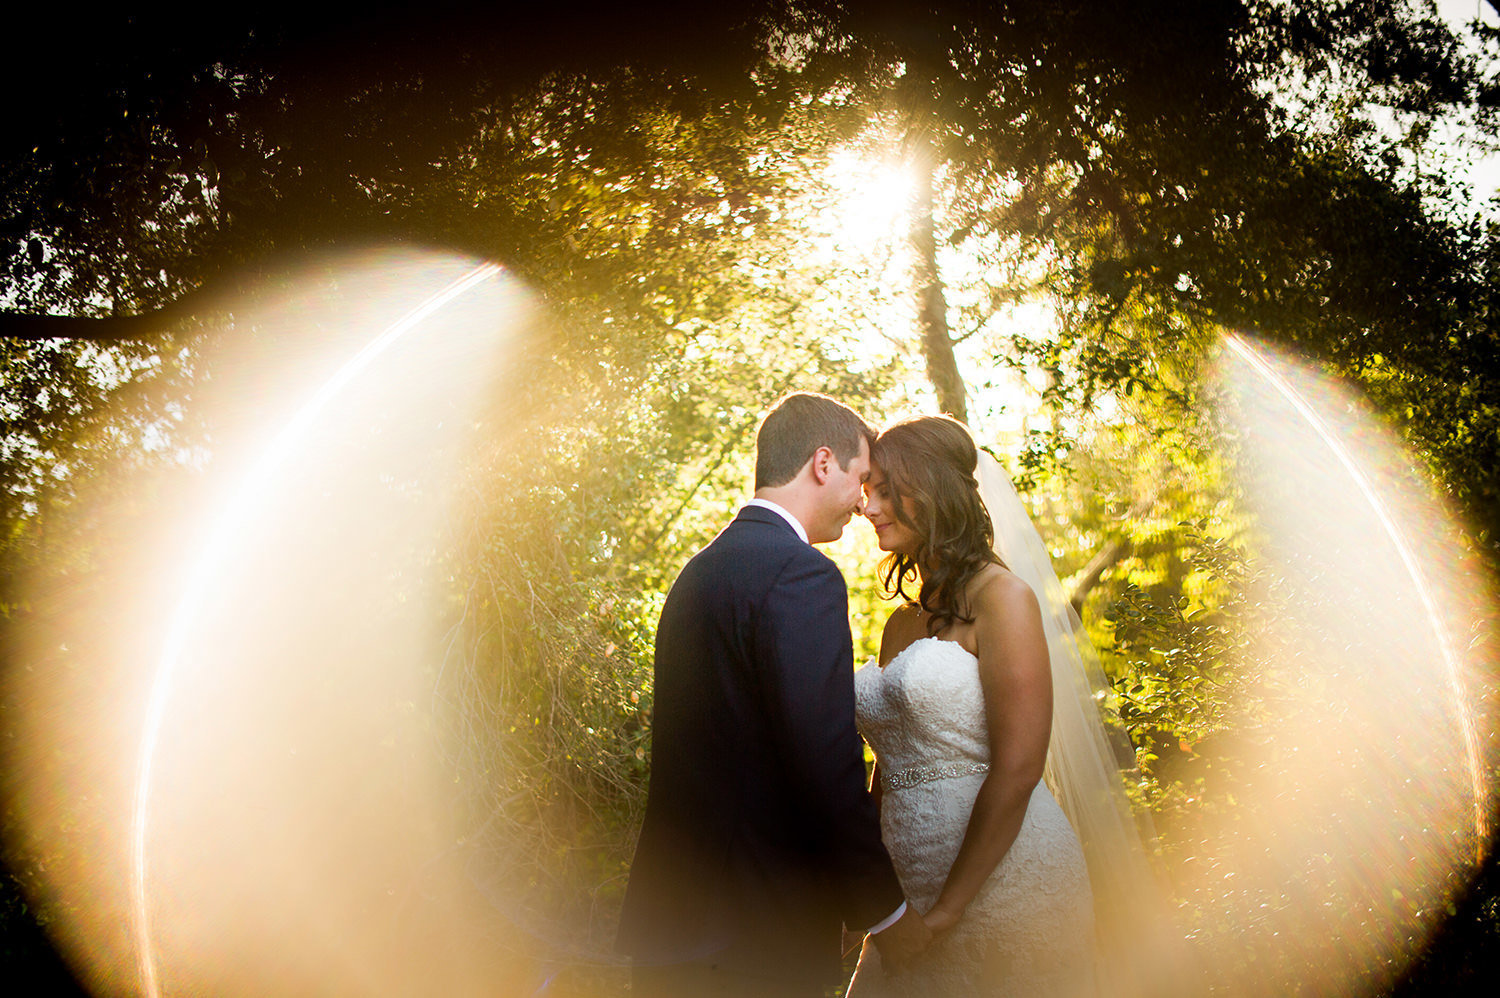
[753,485,817,540]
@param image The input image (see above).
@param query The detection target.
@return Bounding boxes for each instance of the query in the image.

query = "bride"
[847,416,1146,997]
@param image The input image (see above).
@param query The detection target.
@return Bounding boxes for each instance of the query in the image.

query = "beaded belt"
[881,760,990,792]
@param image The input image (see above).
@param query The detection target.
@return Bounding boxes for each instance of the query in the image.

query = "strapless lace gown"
[846,637,1097,997]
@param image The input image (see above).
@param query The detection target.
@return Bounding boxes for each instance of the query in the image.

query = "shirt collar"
[746,497,809,545]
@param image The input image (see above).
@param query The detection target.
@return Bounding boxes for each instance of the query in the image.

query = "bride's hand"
[922,905,962,935]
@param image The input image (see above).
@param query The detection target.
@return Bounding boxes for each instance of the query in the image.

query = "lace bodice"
[856,636,989,781]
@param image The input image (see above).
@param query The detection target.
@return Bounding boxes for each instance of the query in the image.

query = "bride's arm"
[925,573,1053,931]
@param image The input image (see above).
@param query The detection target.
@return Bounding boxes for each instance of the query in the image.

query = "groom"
[618,392,930,997]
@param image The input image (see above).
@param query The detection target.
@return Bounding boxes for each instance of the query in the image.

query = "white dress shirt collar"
[745,497,809,545]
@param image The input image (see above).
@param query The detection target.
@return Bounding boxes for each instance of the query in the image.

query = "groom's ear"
[808,445,837,485]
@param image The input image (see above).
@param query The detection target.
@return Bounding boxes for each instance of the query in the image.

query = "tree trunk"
[911,141,968,425]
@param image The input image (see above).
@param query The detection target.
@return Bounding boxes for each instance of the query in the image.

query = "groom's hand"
[870,906,933,974]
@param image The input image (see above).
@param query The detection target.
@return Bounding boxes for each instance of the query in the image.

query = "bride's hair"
[873,415,1003,635]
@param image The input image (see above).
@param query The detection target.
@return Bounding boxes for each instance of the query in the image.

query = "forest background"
[2,2,1499,996]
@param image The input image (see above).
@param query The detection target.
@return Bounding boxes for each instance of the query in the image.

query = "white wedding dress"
[846,636,1098,997]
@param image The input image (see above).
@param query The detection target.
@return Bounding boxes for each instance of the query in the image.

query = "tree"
[4,2,1499,993]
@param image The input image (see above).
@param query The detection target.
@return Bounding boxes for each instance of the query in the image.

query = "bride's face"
[863,464,920,557]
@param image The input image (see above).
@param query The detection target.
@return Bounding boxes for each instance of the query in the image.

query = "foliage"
[2,2,1499,993]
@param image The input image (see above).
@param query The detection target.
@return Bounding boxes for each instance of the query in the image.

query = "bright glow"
[1222,332,1487,848]
[821,147,919,254]
[1,250,545,997]
[6,253,1491,997]
[128,260,504,996]
[805,141,1043,436]
[799,144,920,361]
[1147,333,1495,996]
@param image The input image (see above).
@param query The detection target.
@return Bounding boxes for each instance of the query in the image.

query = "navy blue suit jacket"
[617,505,904,983]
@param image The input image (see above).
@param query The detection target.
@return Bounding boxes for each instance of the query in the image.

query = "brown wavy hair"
[872,416,1003,635]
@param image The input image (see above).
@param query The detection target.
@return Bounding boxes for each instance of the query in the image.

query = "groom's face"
[811,438,870,544]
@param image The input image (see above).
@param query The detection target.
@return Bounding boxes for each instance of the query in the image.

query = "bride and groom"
[619,392,1137,997]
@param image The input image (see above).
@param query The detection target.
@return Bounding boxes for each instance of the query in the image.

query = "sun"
[821,147,919,253]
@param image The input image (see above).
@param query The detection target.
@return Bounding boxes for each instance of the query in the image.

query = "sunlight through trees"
[2,3,1498,995]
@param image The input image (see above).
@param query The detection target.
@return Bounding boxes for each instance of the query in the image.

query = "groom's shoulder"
[701,509,834,571]
[735,536,843,595]
[668,519,840,614]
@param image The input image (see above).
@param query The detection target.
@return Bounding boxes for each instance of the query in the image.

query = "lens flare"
[1150,333,1495,995]
[3,250,554,997]
[130,259,506,997]
[1221,333,1488,850]
[6,282,1491,997]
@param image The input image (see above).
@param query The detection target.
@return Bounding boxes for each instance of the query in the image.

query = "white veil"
[974,451,1158,943]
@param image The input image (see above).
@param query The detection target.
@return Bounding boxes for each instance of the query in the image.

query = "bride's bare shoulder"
[969,563,1040,618]
[878,603,926,666]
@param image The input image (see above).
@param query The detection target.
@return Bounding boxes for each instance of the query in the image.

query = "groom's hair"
[755,392,875,489]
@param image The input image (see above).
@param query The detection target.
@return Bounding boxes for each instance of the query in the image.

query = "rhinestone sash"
[881,760,990,792]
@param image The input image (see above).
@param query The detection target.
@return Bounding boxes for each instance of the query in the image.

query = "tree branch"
[0,286,221,342]
[1069,536,1133,615]
[1069,488,1159,612]
[0,223,494,343]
